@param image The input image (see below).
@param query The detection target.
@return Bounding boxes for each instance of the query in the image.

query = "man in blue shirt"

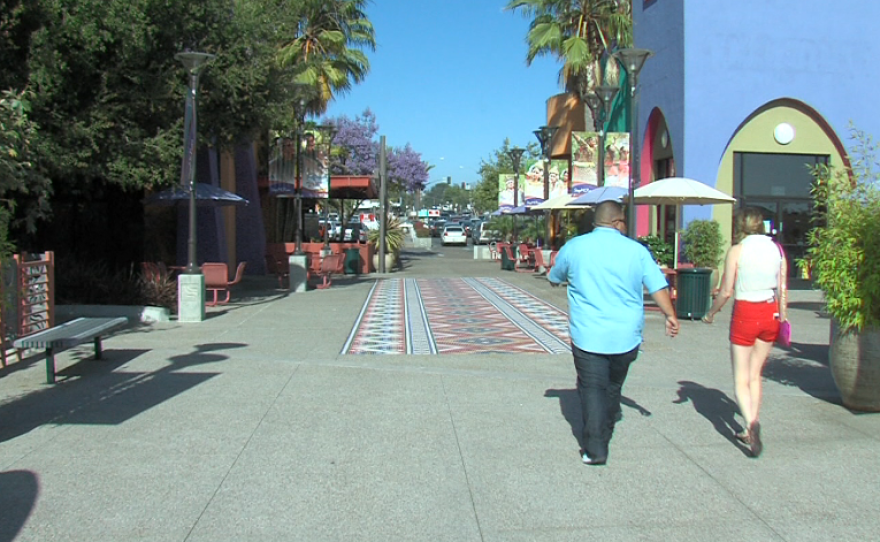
[548,201,679,465]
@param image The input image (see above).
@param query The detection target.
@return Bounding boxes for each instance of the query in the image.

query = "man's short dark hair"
[594,201,625,225]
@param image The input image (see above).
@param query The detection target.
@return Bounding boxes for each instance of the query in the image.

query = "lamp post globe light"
[613,47,653,239]
[318,123,337,251]
[175,51,215,323]
[507,146,525,242]
[533,125,558,247]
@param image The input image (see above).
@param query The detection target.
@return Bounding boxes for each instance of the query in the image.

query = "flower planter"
[830,320,880,412]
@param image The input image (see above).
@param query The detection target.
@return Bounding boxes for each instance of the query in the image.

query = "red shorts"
[729,299,780,346]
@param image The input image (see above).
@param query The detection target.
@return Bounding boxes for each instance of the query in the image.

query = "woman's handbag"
[777,319,792,347]
[775,242,791,347]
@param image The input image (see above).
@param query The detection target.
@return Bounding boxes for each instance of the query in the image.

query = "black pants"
[572,343,639,460]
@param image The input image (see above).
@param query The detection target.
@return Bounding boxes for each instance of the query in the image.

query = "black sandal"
[735,430,751,445]
[749,421,763,458]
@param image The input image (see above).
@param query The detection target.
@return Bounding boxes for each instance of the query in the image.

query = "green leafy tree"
[506,0,631,129]
[0,89,51,237]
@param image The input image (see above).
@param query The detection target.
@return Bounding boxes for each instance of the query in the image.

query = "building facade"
[634,0,880,266]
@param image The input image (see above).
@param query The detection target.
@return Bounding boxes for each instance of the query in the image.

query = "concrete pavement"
[1,243,877,542]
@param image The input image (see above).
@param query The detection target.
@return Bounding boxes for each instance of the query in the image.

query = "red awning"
[258,175,376,199]
[329,175,377,200]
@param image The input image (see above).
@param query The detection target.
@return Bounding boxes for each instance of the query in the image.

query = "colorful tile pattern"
[343,278,570,355]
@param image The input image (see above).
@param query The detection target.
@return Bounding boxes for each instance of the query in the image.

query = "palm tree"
[505,0,631,129]
[277,0,376,115]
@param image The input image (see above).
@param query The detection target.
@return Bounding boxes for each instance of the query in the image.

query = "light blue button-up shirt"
[548,227,669,354]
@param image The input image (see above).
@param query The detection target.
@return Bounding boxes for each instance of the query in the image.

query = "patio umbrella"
[530,193,579,210]
[632,177,736,266]
[631,177,736,206]
[567,186,628,206]
[143,183,249,207]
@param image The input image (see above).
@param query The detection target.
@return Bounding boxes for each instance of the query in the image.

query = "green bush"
[638,235,674,267]
[806,128,880,332]
[681,219,723,268]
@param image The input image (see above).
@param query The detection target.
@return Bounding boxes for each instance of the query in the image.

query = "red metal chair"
[265,253,289,288]
[531,249,548,274]
[315,253,344,290]
[202,261,247,306]
[515,244,535,273]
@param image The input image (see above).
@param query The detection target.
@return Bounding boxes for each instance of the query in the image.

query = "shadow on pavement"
[763,343,840,403]
[544,388,653,449]
[672,380,750,455]
[0,469,37,542]
[0,343,244,443]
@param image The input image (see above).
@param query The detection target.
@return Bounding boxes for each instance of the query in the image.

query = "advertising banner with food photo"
[521,159,571,205]
[497,173,525,210]
[571,131,599,195]
[268,136,297,196]
[601,133,631,189]
[300,129,330,199]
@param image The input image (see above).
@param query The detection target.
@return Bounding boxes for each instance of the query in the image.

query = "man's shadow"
[673,380,750,455]
[544,388,652,448]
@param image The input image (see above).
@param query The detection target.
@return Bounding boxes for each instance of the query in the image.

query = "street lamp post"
[318,124,338,251]
[533,125,558,247]
[507,146,525,242]
[293,98,307,255]
[585,84,619,187]
[614,48,653,239]
[175,51,215,323]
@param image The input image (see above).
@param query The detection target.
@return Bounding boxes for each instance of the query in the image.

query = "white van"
[476,221,500,245]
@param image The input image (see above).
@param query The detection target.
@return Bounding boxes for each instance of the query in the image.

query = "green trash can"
[343,248,361,275]
[675,268,713,320]
[500,245,516,271]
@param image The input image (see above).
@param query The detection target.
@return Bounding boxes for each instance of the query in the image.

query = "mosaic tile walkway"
[342,278,571,355]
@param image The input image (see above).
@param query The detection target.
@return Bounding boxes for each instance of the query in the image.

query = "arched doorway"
[643,107,677,244]
[714,99,847,275]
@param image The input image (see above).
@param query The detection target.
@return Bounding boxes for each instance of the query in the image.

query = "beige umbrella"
[531,193,580,210]
[632,177,736,266]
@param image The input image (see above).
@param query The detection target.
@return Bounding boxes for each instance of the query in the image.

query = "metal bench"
[13,317,128,384]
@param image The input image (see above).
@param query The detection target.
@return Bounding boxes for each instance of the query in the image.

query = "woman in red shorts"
[701,207,788,457]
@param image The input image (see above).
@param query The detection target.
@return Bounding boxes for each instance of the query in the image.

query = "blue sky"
[323,0,563,187]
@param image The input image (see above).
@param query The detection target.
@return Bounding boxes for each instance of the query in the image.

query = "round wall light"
[774,122,796,145]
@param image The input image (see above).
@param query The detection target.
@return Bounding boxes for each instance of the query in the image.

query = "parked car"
[319,220,342,241]
[441,225,467,246]
[476,221,501,245]
[343,221,367,243]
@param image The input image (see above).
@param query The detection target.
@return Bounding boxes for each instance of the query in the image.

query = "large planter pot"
[830,320,880,412]
[371,252,396,272]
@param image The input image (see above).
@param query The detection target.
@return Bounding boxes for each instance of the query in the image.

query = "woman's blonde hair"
[734,206,765,243]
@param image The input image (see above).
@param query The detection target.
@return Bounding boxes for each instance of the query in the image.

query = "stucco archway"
[712,98,847,263]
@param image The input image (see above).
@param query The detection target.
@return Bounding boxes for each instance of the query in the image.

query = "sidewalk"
[1,248,877,542]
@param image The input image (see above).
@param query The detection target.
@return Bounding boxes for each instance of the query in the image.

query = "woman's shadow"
[673,380,750,455]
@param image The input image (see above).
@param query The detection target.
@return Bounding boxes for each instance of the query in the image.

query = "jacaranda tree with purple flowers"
[387,144,430,193]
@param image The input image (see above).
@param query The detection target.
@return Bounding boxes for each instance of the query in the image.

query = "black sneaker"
[581,452,607,466]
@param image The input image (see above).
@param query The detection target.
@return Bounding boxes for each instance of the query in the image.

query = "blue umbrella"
[508,205,530,215]
[143,183,249,207]
[568,186,628,206]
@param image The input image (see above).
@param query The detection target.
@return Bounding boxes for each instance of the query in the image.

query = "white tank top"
[734,235,781,302]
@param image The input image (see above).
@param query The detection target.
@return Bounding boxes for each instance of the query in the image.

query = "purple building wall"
[635,0,880,221]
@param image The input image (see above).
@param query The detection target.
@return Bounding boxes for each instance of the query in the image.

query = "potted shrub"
[676,219,723,319]
[681,219,723,269]
[806,129,880,411]
[368,216,405,271]
[638,235,674,267]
